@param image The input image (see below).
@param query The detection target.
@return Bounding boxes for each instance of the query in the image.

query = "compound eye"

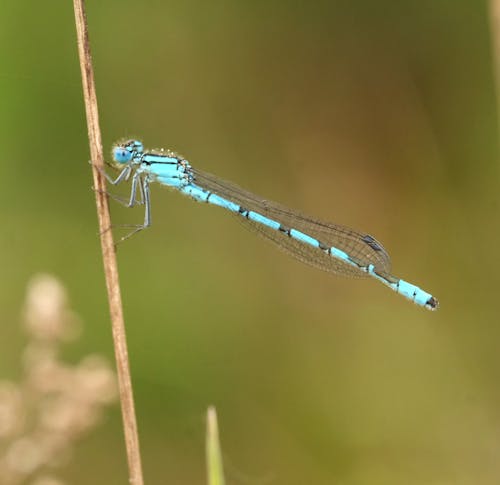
[113,146,132,163]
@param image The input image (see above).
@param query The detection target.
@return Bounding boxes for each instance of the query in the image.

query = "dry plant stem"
[72,1,144,484]
[490,0,500,141]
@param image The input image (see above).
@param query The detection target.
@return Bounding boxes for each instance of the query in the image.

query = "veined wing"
[193,169,391,278]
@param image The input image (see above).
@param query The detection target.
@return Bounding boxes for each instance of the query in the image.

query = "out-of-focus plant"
[0,274,117,485]
[206,406,226,485]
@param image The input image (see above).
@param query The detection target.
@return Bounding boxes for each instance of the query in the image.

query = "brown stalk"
[490,0,500,137]
[72,1,144,483]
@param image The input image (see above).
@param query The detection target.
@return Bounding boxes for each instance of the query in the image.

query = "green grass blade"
[206,406,226,485]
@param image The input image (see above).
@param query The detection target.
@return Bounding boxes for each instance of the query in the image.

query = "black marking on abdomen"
[238,206,249,218]
[427,296,438,309]
[318,241,329,251]
[278,225,291,236]
[205,192,213,203]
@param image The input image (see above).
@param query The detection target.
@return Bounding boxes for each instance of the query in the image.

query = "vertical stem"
[490,0,500,140]
[72,1,144,484]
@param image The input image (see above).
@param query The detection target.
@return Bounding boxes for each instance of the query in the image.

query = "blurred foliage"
[1,0,499,484]
[0,274,117,485]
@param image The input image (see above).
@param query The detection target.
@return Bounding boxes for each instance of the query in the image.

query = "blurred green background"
[1,0,499,484]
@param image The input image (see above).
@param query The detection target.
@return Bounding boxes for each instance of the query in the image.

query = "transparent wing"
[193,169,392,278]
